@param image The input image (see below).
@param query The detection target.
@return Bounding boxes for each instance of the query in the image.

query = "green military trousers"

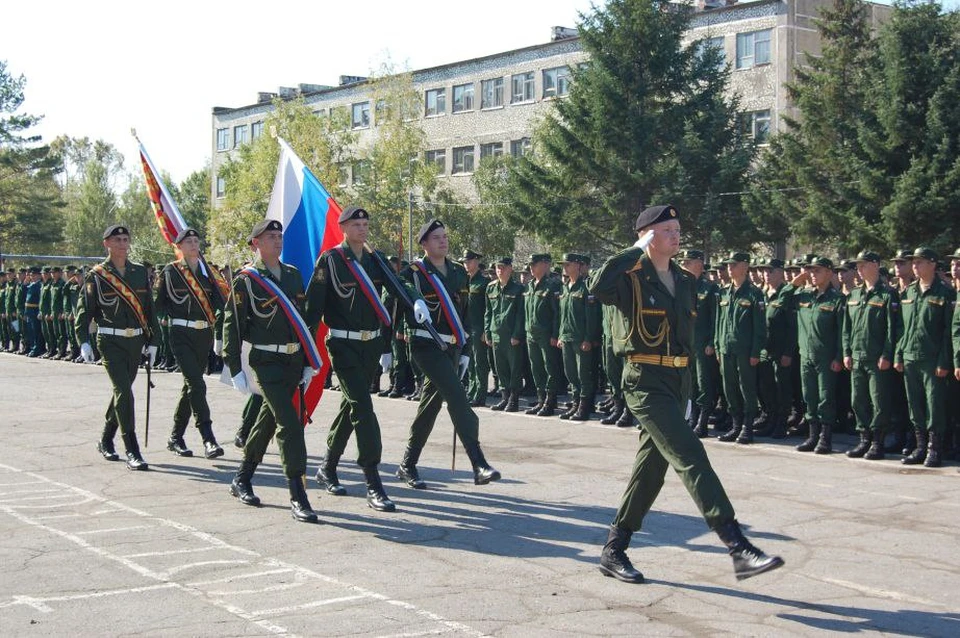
[528,336,562,394]
[246,355,307,479]
[613,362,735,531]
[562,342,596,402]
[98,333,145,437]
[170,326,214,431]
[757,357,792,421]
[719,352,759,423]
[693,349,720,412]
[466,332,491,402]
[903,359,947,434]
[800,356,837,426]
[850,359,893,435]
[492,338,524,392]
[602,339,623,400]
[407,341,479,450]
[239,393,263,440]
[325,338,384,468]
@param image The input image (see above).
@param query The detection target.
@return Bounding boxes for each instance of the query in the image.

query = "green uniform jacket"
[39,280,53,316]
[466,271,490,335]
[790,284,844,362]
[485,278,525,343]
[762,283,797,360]
[524,276,562,341]
[51,279,65,320]
[399,257,470,344]
[559,278,602,343]
[589,249,694,359]
[223,260,307,376]
[693,275,719,352]
[75,260,160,346]
[63,280,81,316]
[715,280,766,358]
[843,281,901,362]
[896,277,955,368]
[154,259,226,332]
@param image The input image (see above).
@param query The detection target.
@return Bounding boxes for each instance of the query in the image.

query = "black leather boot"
[490,390,510,411]
[814,422,833,454]
[715,519,784,580]
[121,432,149,471]
[847,430,872,458]
[464,442,501,485]
[396,446,427,489]
[598,525,644,583]
[97,422,120,461]
[864,430,885,460]
[736,419,754,444]
[902,428,928,465]
[536,392,558,417]
[616,406,635,428]
[596,396,615,414]
[693,409,710,438]
[230,461,261,506]
[719,416,743,442]
[796,420,821,452]
[504,391,520,413]
[315,448,347,495]
[924,431,942,468]
[600,398,625,425]
[288,476,318,523]
[197,421,224,459]
[569,399,593,422]
[769,416,787,439]
[525,391,545,415]
[166,426,193,457]
[559,396,580,420]
[363,466,396,512]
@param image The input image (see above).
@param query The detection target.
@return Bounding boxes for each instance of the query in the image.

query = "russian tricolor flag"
[266,137,344,419]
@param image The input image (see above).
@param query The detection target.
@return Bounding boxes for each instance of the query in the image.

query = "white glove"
[379,353,393,372]
[458,355,470,379]
[232,371,250,394]
[633,229,655,250]
[300,366,316,388]
[214,339,223,356]
[11,320,19,332]
[144,345,158,368]
[80,342,95,363]
[413,299,431,324]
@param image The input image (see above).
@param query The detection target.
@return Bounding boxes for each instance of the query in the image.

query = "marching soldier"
[75,225,160,470]
[395,219,501,489]
[558,253,602,421]
[224,219,320,522]
[154,228,226,459]
[524,254,563,416]
[485,257,526,412]
[679,249,720,437]
[756,258,795,439]
[462,250,492,407]
[590,204,782,584]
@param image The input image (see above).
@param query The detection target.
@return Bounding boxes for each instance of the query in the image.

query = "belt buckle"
[196,320,208,329]
[673,356,684,367]
[285,343,297,355]
[360,330,374,341]
[124,328,135,338]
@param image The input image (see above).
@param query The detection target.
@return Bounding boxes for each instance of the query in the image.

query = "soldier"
[154,228,226,459]
[49,266,67,359]
[715,252,766,443]
[462,250,492,407]
[0,270,8,351]
[62,266,82,362]
[679,249,720,437]
[896,247,954,467]
[395,219,501,489]
[558,253,602,421]
[224,219,320,522]
[6,268,22,353]
[887,249,916,454]
[590,204,782,584]
[24,267,44,357]
[524,254,563,416]
[843,250,900,460]
[305,206,429,512]
[39,266,54,358]
[76,225,160,470]
[756,258,795,439]
[484,256,526,412]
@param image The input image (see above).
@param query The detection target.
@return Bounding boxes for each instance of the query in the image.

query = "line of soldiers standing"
[1,265,85,360]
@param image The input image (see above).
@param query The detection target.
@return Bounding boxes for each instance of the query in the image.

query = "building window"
[313,108,327,118]
[215,176,225,198]
[740,109,772,143]
[352,101,370,129]
[510,137,531,157]
[425,149,446,173]
[250,121,264,140]
[452,146,475,174]
[736,29,771,69]
[696,36,726,71]
[511,72,535,103]
[480,142,503,160]
[543,67,571,98]
[452,83,475,113]
[233,125,248,148]
[425,88,446,116]
[481,77,504,109]
[216,128,229,151]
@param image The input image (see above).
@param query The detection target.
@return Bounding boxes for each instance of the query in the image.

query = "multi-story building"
[210,0,891,205]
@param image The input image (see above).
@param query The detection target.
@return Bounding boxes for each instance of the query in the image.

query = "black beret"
[248,219,283,242]
[679,249,705,261]
[634,204,679,232]
[855,250,881,264]
[103,224,130,239]
[891,249,913,262]
[460,249,483,261]
[174,227,200,244]
[913,246,939,262]
[528,253,551,265]
[339,206,370,223]
[561,252,586,265]
[495,256,513,266]
[417,218,444,243]
[720,251,751,265]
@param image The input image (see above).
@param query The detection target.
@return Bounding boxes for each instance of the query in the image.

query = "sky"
[5,0,599,184]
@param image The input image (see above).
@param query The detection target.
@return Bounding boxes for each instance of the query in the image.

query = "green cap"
[720,251,751,265]
[758,258,785,270]
[891,249,913,262]
[679,249,705,261]
[809,256,834,269]
[913,246,939,262]
[528,253,551,265]
[855,250,881,264]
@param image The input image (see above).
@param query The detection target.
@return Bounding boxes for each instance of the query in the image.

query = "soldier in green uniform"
[590,204,782,584]
[395,219,501,489]
[49,266,66,359]
[715,252,766,443]
[62,266,81,361]
[154,228,226,460]
[888,249,916,453]
[305,206,429,512]
[462,250,492,407]
[896,247,954,467]
[0,270,8,351]
[679,249,720,437]
[6,268,22,353]
[755,258,795,439]
[76,225,160,470]
[843,250,901,460]
[599,303,634,426]
[524,254,563,416]
[39,267,53,357]
[485,257,526,412]
[558,253,602,421]
[225,219,319,523]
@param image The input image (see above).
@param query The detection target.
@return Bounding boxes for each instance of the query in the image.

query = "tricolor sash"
[414,259,467,346]
[334,247,391,327]
[91,264,149,335]
[174,262,217,326]
[239,267,322,370]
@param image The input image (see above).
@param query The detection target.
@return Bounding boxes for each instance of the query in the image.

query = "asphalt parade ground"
[1,353,958,637]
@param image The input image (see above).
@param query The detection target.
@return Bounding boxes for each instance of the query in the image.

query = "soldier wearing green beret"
[896,247,954,467]
[755,258,795,439]
[523,254,563,416]
[485,256,526,412]
[590,204,782,585]
[715,251,767,443]
[558,253,602,421]
[461,250,492,407]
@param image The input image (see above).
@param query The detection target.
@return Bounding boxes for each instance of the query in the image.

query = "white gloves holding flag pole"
[458,355,470,379]
[214,339,223,356]
[413,299,431,325]
[80,342,95,364]
[232,370,250,395]
[634,229,655,250]
[143,345,158,368]
[379,353,392,372]
[300,366,316,389]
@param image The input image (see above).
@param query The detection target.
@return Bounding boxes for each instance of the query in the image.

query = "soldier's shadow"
[648,579,960,638]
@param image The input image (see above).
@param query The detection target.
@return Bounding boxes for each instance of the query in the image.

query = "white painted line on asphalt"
[187,568,295,587]
[75,525,153,535]
[0,493,76,503]
[33,513,83,521]
[376,629,454,638]
[206,582,306,596]
[161,560,251,577]
[0,488,61,496]
[122,546,221,559]
[0,583,179,610]
[248,594,373,617]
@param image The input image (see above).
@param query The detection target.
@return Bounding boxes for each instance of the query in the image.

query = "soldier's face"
[727,262,747,281]
[912,258,935,281]
[951,259,960,280]
[341,219,369,245]
[894,261,912,279]
[463,258,479,274]
[563,262,579,280]
[530,261,549,279]
[495,264,513,282]
[647,220,681,256]
[681,259,703,277]
[809,266,831,287]
[421,228,448,259]
[103,234,131,259]
[857,261,878,282]
[178,236,201,259]
[253,231,283,261]
[763,268,783,287]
